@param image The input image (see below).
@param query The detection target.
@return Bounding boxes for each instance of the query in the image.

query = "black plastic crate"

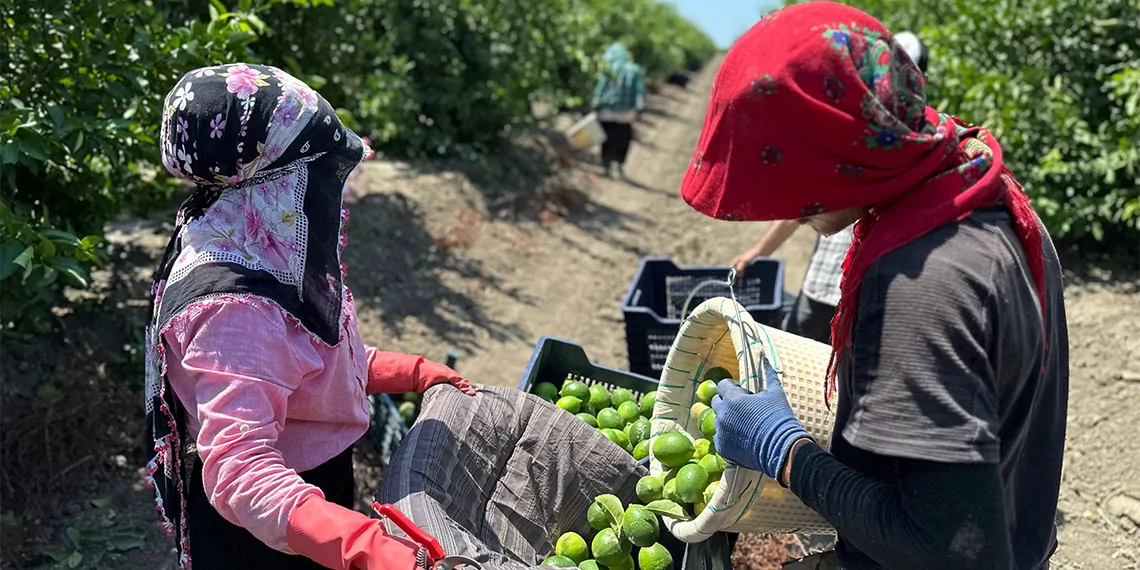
[621,256,785,378]
[368,393,408,467]
[518,336,660,397]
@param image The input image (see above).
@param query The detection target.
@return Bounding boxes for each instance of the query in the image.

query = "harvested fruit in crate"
[531,374,662,459]
[538,425,732,570]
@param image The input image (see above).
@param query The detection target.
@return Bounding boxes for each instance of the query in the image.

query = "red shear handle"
[373,502,446,561]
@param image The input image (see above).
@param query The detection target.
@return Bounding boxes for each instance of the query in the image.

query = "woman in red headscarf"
[694,3,1068,569]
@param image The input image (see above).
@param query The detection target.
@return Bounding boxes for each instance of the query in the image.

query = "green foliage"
[0,0,714,331]
[784,0,1140,243]
[0,0,303,331]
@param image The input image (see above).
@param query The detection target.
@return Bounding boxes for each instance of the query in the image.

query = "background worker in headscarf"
[147,63,473,569]
[684,3,1068,569]
[729,31,929,346]
[593,42,646,179]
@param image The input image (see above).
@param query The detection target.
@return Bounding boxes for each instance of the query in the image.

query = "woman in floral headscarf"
[146,63,474,570]
[688,3,1068,569]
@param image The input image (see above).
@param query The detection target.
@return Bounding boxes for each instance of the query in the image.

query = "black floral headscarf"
[144,63,367,567]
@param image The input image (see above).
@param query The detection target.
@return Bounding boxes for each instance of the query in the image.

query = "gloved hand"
[366,350,475,396]
[286,495,428,570]
[711,361,810,481]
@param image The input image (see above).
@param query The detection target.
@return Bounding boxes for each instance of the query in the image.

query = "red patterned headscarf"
[680,2,1046,401]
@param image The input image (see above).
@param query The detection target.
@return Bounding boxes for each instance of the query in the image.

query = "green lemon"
[600,428,632,453]
[579,560,600,570]
[695,379,719,406]
[590,528,631,567]
[588,384,612,410]
[597,407,625,430]
[540,555,577,567]
[633,439,650,461]
[581,402,597,416]
[693,496,708,515]
[700,408,717,441]
[703,480,720,505]
[663,478,682,504]
[635,474,664,503]
[534,382,560,402]
[606,554,635,570]
[621,504,660,547]
[703,366,735,382]
[587,501,611,531]
[576,413,599,428]
[617,401,641,424]
[610,387,635,407]
[556,396,582,414]
[638,543,674,570]
[397,401,416,425]
[689,402,710,426]
[627,418,652,447]
[652,430,695,468]
[561,380,591,401]
[692,438,711,460]
[556,532,590,564]
[675,464,710,504]
[639,390,657,417]
[699,453,726,481]
[402,392,420,403]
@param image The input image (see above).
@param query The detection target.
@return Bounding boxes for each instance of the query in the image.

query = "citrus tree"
[784,0,1140,243]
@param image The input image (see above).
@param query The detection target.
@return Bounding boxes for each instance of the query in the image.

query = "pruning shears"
[372,502,483,570]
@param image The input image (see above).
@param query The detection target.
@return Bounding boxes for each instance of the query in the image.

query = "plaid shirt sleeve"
[800,225,852,307]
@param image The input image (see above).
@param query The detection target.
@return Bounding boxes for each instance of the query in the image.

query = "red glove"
[286,495,425,570]
[366,350,475,396]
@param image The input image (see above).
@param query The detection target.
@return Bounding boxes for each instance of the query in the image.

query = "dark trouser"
[782,292,837,346]
[600,121,633,167]
[187,446,355,569]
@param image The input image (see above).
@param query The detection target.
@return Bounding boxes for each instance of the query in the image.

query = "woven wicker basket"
[649,296,837,542]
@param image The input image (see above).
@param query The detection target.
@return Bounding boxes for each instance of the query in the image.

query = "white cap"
[895,31,925,65]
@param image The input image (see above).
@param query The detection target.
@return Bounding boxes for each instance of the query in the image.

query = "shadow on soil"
[343,191,532,350]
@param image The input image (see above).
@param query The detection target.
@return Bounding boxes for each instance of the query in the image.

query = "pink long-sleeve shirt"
[163,294,389,552]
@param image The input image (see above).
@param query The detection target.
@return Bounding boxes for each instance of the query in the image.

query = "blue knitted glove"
[711,361,809,480]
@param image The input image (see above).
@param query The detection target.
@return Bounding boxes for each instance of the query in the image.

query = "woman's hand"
[711,362,810,482]
[417,359,475,396]
[366,350,475,397]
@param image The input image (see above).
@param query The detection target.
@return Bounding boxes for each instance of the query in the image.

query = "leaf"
[11,245,33,269]
[592,494,625,532]
[66,526,82,549]
[0,242,25,280]
[38,237,56,260]
[90,497,112,508]
[644,500,692,521]
[66,551,83,568]
[105,533,144,552]
[41,229,82,247]
[13,129,49,161]
[226,31,257,48]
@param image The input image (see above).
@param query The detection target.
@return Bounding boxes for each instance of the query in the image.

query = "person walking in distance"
[593,42,646,180]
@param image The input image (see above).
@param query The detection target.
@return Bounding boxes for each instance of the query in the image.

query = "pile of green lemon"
[531,380,657,460]
[536,367,736,569]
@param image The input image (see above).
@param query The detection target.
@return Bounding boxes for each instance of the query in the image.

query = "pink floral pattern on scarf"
[172,171,306,284]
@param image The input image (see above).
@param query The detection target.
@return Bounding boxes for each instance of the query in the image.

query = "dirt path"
[346,61,814,385]
[6,58,1137,570]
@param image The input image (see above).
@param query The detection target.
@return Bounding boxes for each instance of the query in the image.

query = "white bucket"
[649,297,838,542]
[565,112,607,151]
